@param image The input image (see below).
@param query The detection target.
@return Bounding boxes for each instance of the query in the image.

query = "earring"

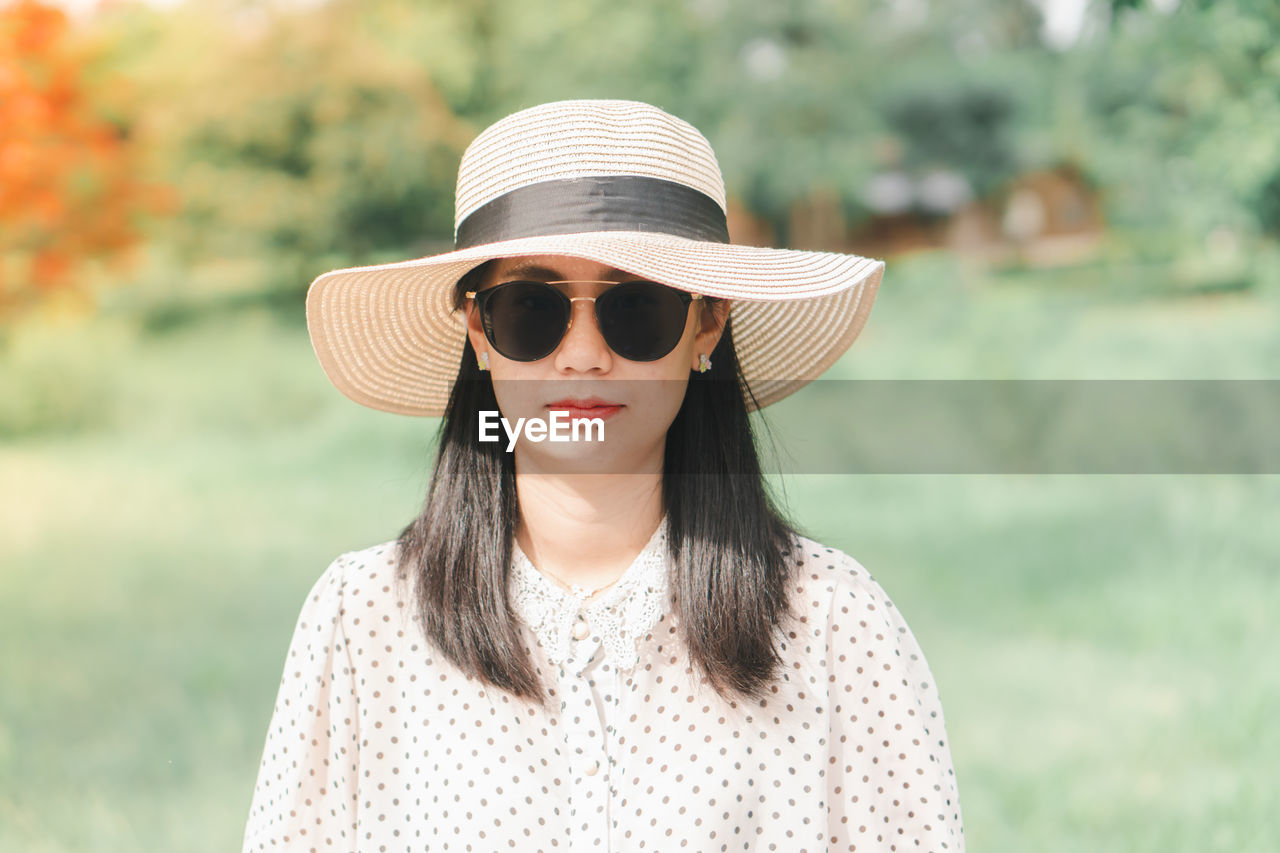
[478,352,490,372]
[698,353,711,373]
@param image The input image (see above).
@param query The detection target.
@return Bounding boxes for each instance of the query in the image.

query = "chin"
[516,438,665,476]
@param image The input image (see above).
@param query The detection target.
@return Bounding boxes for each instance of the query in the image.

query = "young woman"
[244,99,963,852]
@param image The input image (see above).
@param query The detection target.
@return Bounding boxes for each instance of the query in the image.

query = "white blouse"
[243,522,963,852]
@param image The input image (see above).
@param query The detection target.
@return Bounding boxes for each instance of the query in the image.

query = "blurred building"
[729,164,1105,267]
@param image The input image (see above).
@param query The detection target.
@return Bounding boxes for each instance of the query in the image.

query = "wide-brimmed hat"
[306,99,884,416]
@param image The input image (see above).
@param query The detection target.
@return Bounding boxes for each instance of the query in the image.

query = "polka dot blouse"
[243,522,963,851]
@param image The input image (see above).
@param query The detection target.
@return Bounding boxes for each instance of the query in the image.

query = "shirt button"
[584,759,601,776]
[572,619,590,640]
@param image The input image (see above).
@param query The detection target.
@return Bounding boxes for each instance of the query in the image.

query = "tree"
[0,0,171,316]
[1067,0,1280,241]
[94,0,476,297]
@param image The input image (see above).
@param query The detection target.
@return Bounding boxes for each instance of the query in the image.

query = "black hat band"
[454,175,730,250]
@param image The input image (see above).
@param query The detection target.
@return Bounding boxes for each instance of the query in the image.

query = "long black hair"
[397,262,799,707]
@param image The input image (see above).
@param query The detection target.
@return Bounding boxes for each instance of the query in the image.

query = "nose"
[553,297,613,374]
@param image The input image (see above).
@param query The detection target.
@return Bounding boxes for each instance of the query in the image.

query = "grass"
[1,253,1278,850]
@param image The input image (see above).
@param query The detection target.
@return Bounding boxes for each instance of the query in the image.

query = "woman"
[244,99,963,852]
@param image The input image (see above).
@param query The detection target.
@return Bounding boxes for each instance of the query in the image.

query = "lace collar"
[510,519,670,672]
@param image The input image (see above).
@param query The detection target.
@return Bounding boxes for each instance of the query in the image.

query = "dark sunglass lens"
[597,281,690,362]
[484,282,567,361]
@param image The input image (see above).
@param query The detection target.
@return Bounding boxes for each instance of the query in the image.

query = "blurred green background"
[2,0,1279,850]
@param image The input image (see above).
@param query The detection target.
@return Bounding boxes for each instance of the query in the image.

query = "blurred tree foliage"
[883,86,1017,197]
[11,0,1280,308]
[88,0,476,296]
[1066,0,1280,246]
[0,0,169,315]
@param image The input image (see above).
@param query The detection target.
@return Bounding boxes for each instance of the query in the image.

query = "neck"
[515,472,664,592]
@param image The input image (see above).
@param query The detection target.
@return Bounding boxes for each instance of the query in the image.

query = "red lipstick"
[545,398,625,421]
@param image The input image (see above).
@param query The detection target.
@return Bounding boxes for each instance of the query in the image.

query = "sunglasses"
[466,279,703,363]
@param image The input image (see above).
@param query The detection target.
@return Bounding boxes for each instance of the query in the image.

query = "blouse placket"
[510,522,670,853]
[558,611,613,851]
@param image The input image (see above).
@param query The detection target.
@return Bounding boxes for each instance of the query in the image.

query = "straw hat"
[306,99,883,416]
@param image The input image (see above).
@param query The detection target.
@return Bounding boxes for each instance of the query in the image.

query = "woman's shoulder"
[324,539,402,579]
[788,533,886,602]
[296,539,406,616]
[784,533,918,638]
[783,533,943,688]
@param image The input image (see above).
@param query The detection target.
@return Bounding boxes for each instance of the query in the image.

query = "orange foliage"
[0,0,175,313]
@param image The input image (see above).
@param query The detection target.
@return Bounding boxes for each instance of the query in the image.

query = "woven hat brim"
[306,231,883,417]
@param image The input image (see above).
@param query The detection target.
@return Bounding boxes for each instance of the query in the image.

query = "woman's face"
[464,255,729,474]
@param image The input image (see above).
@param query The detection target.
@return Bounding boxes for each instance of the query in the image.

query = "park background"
[2,0,1278,849]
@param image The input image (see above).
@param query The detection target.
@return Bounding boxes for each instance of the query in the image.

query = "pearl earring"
[698,353,711,373]
[478,352,490,371]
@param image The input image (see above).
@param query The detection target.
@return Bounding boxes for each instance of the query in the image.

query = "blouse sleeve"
[242,555,360,852]
[824,560,964,851]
